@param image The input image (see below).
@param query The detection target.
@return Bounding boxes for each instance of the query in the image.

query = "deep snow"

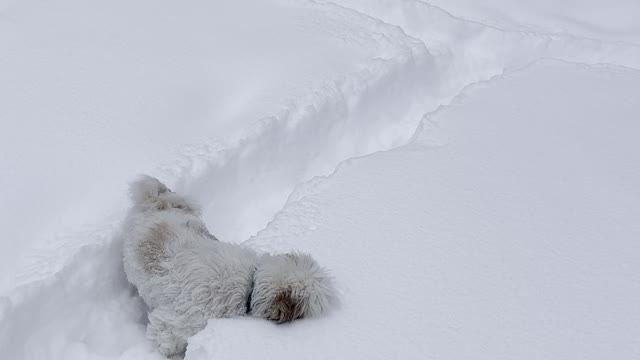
[191,60,640,360]
[1,0,639,359]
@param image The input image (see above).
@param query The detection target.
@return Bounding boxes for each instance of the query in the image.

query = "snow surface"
[190,60,640,360]
[1,0,639,359]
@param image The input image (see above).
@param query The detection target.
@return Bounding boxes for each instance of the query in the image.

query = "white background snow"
[1,0,639,359]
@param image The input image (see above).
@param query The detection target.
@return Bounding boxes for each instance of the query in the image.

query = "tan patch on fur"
[269,290,301,324]
[138,222,171,274]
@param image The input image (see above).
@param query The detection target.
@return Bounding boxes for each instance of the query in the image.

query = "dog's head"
[250,253,334,324]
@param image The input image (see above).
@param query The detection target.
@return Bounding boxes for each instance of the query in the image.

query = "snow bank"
[333,0,640,72]
[0,0,379,291]
[190,60,640,359]
[413,0,640,44]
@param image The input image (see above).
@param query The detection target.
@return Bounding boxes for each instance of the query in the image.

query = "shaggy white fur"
[122,176,335,357]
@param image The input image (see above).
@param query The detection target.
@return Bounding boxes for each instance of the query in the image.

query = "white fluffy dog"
[122,176,334,357]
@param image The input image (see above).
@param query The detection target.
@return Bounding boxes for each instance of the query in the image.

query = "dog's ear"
[269,290,300,324]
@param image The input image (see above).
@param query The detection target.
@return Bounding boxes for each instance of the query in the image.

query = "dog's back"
[123,176,208,305]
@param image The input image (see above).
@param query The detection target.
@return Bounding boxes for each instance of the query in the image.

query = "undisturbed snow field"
[1,0,639,359]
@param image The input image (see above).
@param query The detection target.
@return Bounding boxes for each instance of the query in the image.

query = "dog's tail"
[129,175,170,205]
